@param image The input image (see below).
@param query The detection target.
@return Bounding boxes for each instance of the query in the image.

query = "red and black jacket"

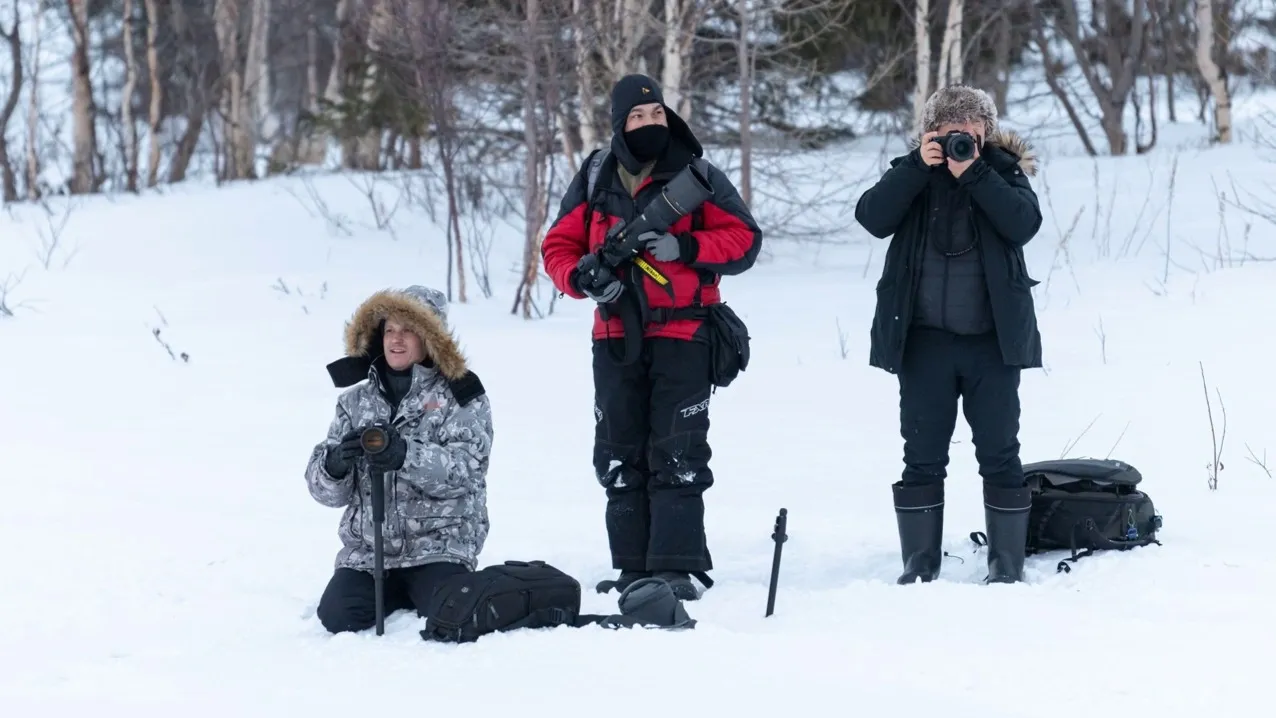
[542,135,762,343]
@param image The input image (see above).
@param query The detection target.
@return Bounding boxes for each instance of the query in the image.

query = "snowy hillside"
[2,112,1276,715]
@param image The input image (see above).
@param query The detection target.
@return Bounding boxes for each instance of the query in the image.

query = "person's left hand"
[639,231,682,262]
[364,425,408,471]
[947,140,980,179]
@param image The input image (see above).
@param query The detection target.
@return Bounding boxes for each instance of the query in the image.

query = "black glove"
[324,429,364,478]
[364,425,408,472]
[572,254,623,304]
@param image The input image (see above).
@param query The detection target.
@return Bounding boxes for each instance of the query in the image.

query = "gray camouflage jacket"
[305,286,492,572]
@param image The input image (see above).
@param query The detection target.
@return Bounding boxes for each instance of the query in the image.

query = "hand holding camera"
[925,130,980,178]
[573,253,624,304]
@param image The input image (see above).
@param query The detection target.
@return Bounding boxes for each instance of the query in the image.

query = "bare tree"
[167,0,210,184]
[121,0,141,192]
[68,0,100,193]
[1195,0,1233,142]
[913,0,931,135]
[1052,0,1150,155]
[662,0,708,121]
[937,0,965,89]
[516,0,546,319]
[246,0,273,143]
[24,0,42,199]
[737,0,753,206]
[571,0,601,155]
[143,0,164,187]
[0,1,21,202]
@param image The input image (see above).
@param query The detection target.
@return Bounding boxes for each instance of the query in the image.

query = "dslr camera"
[931,130,978,162]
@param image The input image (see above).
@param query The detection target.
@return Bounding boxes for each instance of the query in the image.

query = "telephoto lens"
[360,426,389,454]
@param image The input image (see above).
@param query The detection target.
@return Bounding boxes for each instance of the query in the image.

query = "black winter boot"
[596,570,652,594]
[983,484,1032,584]
[653,571,700,601]
[892,481,945,584]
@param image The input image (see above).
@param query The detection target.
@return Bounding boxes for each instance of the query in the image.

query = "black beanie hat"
[610,74,665,134]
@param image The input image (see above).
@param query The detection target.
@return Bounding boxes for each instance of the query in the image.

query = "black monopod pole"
[765,508,788,618]
[360,426,390,636]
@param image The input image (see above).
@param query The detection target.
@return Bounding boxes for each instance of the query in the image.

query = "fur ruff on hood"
[908,129,1038,177]
[342,286,468,381]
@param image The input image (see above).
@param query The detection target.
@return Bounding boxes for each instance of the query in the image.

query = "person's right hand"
[919,131,944,167]
[573,254,624,304]
[324,429,364,478]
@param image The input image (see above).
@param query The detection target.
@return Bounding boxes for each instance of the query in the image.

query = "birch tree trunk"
[68,0,99,194]
[1195,0,1232,143]
[214,0,246,179]
[518,0,546,319]
[143,0,164,187]
[25,0,42,199]
[736,0,752,206]
[662,0,685,118]
[912,0,931,135]
[572,0,599,154]
[244,0,273,147]
[593,0,651,84]
[121,0,140,192]
[937,0,963,89]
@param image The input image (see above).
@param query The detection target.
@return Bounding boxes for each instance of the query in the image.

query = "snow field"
[1,125,1274,715]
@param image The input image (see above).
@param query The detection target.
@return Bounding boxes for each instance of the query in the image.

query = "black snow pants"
[315,561,469,634]
[897,327,1025,488]
[592,337,714,573]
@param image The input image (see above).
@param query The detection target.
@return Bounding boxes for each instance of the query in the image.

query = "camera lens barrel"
[360,426,389,454]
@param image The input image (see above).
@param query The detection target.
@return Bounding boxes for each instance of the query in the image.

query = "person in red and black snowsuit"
[541,74,762,601]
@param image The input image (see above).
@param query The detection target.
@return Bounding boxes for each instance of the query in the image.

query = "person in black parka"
[854,85,1044,585]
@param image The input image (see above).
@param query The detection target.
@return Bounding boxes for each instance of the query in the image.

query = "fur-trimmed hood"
[906,129,1038,177]
[340,285,467,381]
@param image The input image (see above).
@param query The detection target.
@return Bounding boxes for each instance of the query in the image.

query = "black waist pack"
[704,302,750,388]
[421,560,582,643]
[975,458,1163,573]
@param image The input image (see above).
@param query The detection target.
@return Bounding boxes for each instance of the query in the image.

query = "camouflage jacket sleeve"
[304,402,356,508]
[399,393,493,499]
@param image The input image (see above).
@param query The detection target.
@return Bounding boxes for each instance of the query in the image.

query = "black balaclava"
[607,73,705,175]
[610,74,671,169]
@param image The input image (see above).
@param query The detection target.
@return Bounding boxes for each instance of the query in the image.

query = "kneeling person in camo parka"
[304,285,493,634]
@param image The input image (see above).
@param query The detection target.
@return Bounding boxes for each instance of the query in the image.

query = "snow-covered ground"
[2,110,1275,716]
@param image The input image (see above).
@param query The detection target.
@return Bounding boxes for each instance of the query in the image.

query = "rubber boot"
[983,484,1032,584]
[892,481,944,584]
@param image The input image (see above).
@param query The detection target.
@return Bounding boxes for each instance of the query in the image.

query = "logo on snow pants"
[679,397,710,419]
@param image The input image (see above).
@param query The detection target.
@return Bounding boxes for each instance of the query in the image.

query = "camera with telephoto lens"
[932,130,977,162]
[596,162,715,270]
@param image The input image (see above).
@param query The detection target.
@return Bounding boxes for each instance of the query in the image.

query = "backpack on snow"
[419,560,697,643]
[971,458,1163,574]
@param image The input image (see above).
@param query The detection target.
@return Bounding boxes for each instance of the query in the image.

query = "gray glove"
[639,231,682,262]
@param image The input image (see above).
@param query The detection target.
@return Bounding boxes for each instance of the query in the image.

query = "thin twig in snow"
[1105,421,1132,459]
[1200,361,1226,490]
[1245,444,1271,479]
[1060,413,1102,458]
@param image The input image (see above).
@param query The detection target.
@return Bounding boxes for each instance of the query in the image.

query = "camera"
[932,131,978,162]
[360,426,390,454]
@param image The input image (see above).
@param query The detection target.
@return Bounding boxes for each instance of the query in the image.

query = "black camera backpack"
[419,560,699,643]
[971,458,1163,573]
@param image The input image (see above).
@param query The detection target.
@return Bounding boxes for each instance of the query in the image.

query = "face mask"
[624,125,670,163]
